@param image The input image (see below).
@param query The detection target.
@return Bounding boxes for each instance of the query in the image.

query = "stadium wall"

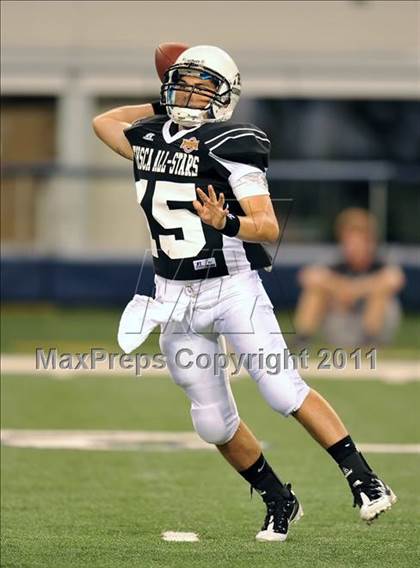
[2,258,419,311]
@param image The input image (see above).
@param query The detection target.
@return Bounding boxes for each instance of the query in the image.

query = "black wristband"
[220,213,241,237]
[151,100,166,115]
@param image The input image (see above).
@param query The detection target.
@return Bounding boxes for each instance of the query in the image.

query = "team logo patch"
[180,137,199,153]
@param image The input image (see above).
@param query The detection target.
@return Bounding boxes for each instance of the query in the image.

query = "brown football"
[155,42,189,82]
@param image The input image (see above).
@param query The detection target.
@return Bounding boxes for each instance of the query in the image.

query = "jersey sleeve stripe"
[209,152,264,178]
[209,132,270,153]
[204,127,268,145]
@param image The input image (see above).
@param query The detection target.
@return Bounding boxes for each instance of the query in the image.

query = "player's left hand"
[193,185,228,230]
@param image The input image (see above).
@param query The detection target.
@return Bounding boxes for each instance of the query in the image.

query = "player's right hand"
[193,185,228,230]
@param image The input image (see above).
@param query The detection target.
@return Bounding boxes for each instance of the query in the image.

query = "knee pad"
[190,401,240,445]
[257,371,310,417]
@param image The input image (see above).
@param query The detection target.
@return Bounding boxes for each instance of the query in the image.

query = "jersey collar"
[162,119,201,144]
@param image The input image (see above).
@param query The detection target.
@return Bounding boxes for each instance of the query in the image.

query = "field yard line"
[358,443,420,454]
[161,531,199,542]
[1,353,419,383]
[1,430,419,454]
[0,429,215,451]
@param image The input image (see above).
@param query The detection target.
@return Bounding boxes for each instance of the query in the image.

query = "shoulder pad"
[203,122,270,170]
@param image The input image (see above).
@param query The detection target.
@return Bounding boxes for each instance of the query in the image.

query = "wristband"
[219,213,240,237]
[151,100,166,115]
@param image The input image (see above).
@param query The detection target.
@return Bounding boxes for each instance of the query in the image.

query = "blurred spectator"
[294,208,405,347]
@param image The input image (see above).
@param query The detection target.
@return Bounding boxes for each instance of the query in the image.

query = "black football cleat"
[255,483,303,542]
[351,473,397,523]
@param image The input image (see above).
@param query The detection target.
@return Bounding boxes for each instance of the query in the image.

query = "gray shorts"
[322,298,402,347]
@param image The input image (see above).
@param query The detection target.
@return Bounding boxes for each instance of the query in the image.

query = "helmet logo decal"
[180,137,200,153]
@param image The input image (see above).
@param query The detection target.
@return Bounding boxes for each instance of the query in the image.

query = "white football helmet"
[161,45,241,127]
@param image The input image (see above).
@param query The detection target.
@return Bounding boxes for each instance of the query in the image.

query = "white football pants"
[156,270,310,445]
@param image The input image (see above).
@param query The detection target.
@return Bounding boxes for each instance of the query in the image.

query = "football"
[155,42,189,82]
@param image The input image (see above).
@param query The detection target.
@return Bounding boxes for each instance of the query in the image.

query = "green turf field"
[1,373,420,568]
[2,305,420,358]
[1,307,419,566]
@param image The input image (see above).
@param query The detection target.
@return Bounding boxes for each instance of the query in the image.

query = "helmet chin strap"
[170,107,207,128]
[177,122,198,129]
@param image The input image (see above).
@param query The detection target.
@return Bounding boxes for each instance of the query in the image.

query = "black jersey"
[124,115,273,281]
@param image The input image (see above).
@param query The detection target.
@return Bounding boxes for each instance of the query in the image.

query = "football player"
[93,45,396,541]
